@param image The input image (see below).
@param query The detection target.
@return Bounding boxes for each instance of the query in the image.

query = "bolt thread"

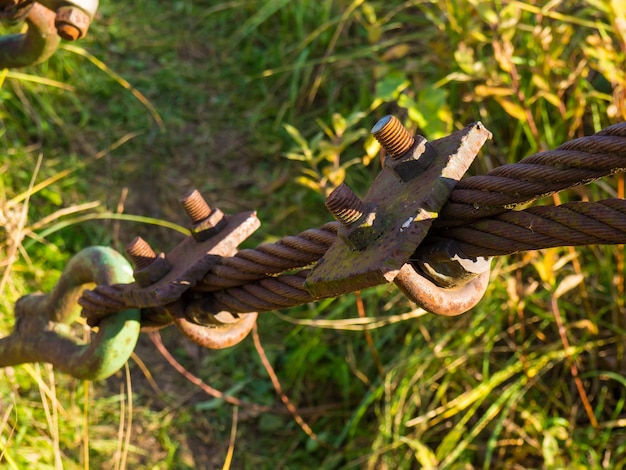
[126,236,157,270]
[371,115,415,159]
[325,184,365,226]
[180,189,212,223]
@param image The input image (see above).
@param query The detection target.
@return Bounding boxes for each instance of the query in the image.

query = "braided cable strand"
[205,271,313,313]
[79,122,626,319]
[437,122,626,227]
[448,199,626,258]
[197,222,338,291]
[82,198,626,318]
[197,199,626,315]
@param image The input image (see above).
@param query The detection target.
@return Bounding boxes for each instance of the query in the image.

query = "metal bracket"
[122,211,260,309]
[305,121,492,298]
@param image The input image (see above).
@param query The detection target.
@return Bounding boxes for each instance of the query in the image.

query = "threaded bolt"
[325,184,366,226]
[180,189,212,223]
[371,115,415,159]
[126,236,157,270]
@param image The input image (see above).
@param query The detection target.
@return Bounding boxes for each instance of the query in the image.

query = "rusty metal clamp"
[305,116,493,316]
[93,189,263,350]
[0,0,97,68]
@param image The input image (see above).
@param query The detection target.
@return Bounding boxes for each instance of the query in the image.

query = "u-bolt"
[394,263,491,316]
[166,300,258,349]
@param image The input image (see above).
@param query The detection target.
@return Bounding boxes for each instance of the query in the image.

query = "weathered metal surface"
[412,239,491,288]
[54,5,91,40]
[438,122,626,227]
[122,211,260,308]
[394,262,491,316]
[0,2,60,68]
[305,122,492,298]
[0,0,98,67]
[167,301,258,349]
[0,246,140,380]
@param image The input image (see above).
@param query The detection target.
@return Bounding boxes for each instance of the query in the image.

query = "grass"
[1,0,626,468]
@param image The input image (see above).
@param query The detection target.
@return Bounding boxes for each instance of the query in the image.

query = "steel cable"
[449,199,626,257]
[437,122,626,227]
[197,222,338,291]
[80,122,626,319]
[196,199,626,314]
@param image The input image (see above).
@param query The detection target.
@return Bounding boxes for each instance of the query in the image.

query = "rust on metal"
[55,6,91,41]
[394,263,491,316]
[180,189,228,242]
[305,122,492,299]
[0,2,60,68]
[198,222,338,291]
[371,115,415,159]
[180,188,212,222]
[437,122,626,227]
[125,236,171,288]
[126,236,157,269]
[167,301,258,349]
[412,239,491,288]
[325,183,367,226]
[121,211,260,308]
[0,247,140,380]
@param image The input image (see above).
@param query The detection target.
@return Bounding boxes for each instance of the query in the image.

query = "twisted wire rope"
[437,122,626,226]
[80,123,626,318]
[191,199,626,315]
[197,222,337,291]
[451,199,626,258]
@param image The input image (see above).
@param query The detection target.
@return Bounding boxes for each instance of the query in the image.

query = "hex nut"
[385,136,437,182]
[55,6,91,40]
[133,253,171,287]
[340,210,384,251]
[189,208,227,242]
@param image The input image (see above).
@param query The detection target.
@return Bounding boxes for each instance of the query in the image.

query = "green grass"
[2,0,626,468]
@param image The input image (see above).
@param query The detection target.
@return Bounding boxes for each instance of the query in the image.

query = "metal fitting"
[384,135,437,182]
[394,262,491,316]
[306,121,492,299]
[372,115,436,182]
[325,183,383,251]
[180,189,227,242]
[0,0,33,24]
[326,183,366,226]
[371,115,414,158]
[126,237,171,288]
[55,6,90,40]
[412,239,491,288]
[168,299,258,350]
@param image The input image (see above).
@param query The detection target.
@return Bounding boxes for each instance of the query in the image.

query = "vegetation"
[1,0,626,468]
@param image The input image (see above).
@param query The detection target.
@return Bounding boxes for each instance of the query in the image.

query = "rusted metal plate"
[305,122,492,298]
[122,211,260,308]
